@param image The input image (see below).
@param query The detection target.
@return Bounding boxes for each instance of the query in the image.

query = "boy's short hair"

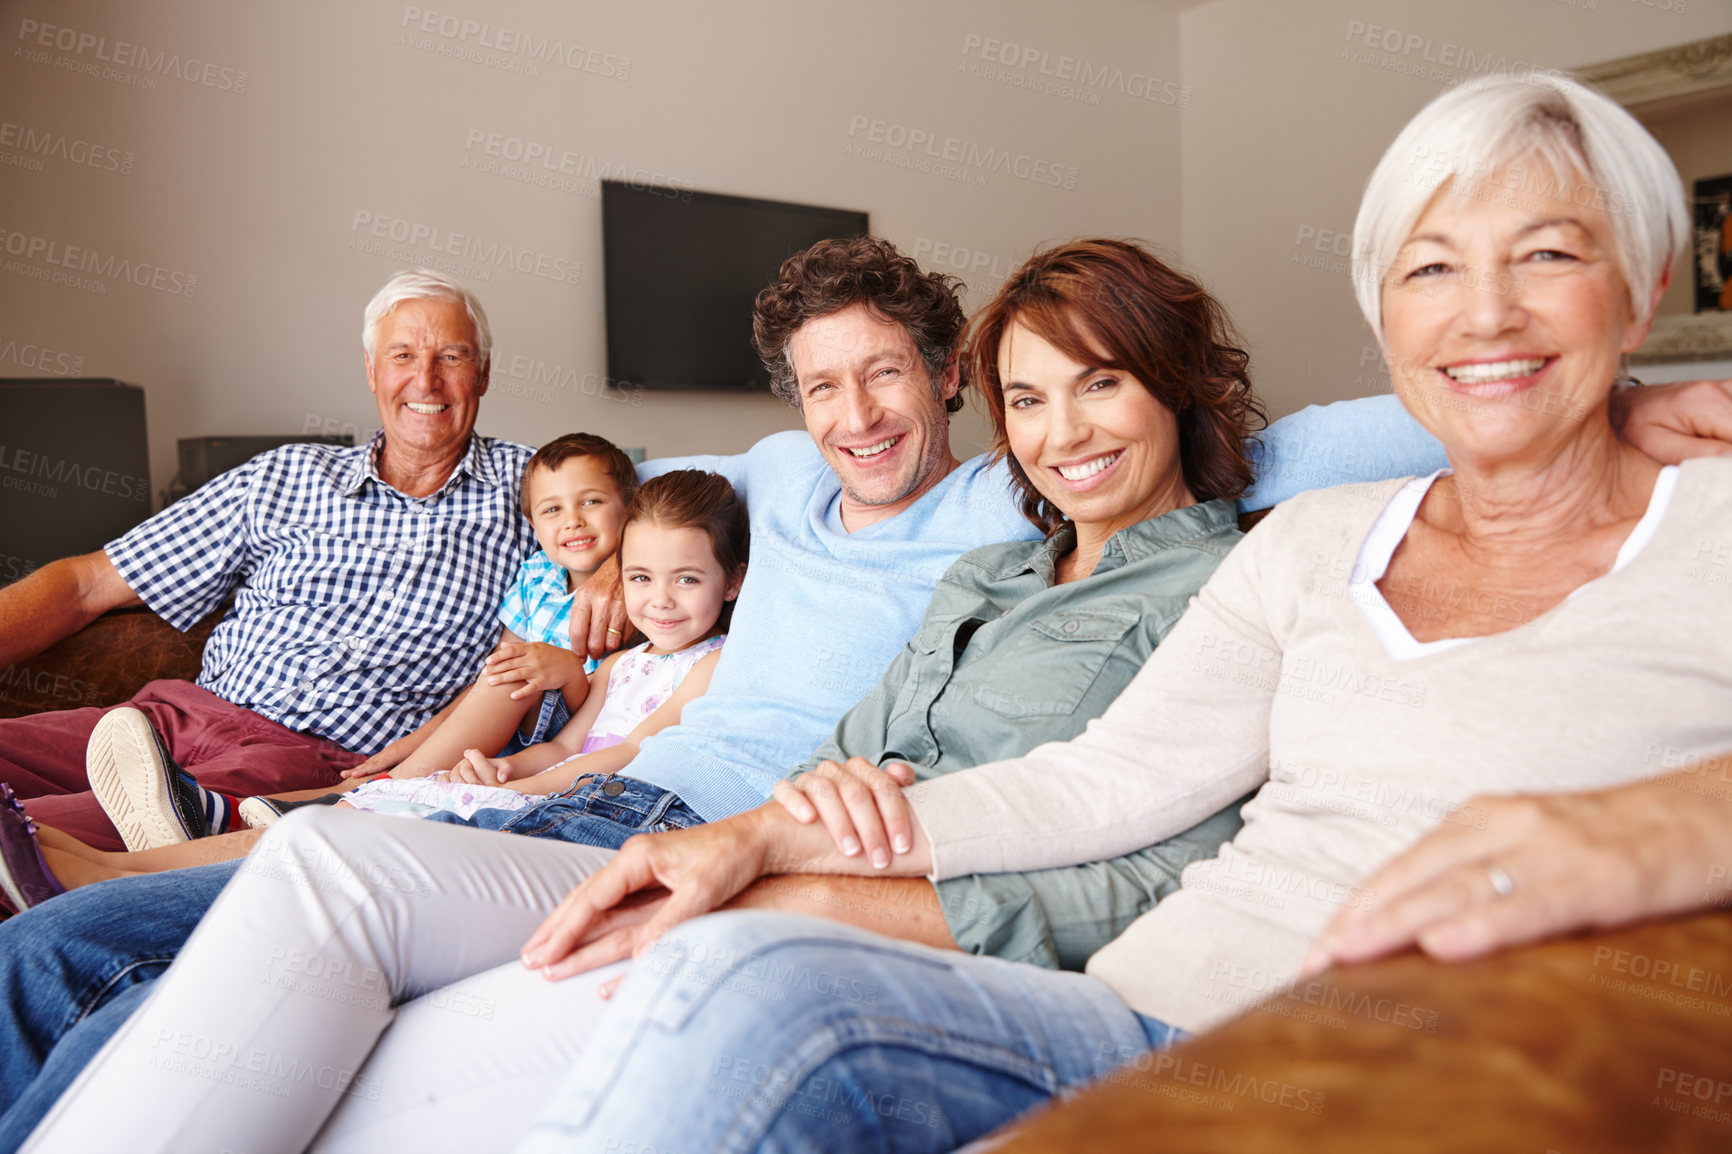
[520,433,637,514]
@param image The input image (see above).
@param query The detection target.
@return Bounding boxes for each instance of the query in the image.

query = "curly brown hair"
[965,239,1267,536]
[751,236,967,414]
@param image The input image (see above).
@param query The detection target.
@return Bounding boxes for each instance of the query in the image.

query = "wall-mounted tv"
[601,182,869,392]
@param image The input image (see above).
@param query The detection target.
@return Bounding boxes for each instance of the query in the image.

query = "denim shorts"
[495,689,572,757]
[425,773,704,852]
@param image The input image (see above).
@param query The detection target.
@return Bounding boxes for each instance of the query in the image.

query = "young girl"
[331,468,748,822]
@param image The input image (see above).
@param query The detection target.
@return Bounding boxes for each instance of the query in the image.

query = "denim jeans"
[424,772,704,842]
[0,861,241,1152]
[518,910,1184,1154]
[0,778,699,1154]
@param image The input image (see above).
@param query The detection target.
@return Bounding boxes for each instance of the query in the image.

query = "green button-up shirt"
[800,499,1249,970]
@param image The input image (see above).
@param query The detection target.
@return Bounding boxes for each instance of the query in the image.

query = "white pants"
[23,807,623,1154]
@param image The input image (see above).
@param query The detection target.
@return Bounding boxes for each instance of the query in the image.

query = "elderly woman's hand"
[773,757,920,870]
[1302,769,1732,976]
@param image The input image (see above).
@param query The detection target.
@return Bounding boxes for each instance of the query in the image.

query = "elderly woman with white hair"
[450,70,1732,1152]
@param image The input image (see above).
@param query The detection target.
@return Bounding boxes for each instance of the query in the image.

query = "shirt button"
[299,679,314,692]
[1062,619,1079,635]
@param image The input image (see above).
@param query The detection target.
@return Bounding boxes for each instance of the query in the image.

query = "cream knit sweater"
[908,458,1732,1032]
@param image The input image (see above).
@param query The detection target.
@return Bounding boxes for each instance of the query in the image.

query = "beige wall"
[1178,0,1732,416]
[0,0,1187,504]
[5,0,1728,509]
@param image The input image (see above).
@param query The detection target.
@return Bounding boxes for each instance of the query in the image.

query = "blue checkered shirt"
[497,550,575,648]
[106,433,535,752]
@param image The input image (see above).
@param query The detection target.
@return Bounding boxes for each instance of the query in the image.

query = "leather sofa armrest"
[0,605,222,718]
[996,909,1732,1152]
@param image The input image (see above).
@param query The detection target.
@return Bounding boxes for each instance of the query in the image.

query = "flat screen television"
[601,182,869,392]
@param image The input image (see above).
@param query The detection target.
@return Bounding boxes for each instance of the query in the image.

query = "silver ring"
[1485,862,1515,898]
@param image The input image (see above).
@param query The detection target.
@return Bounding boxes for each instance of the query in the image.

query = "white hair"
[361,269,492,367]
[1351,71,1688,341]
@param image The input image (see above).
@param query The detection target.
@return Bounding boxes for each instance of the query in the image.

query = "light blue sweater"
[630,394,1445,820]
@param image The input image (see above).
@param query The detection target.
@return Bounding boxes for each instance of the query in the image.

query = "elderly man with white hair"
[0,270,534,850]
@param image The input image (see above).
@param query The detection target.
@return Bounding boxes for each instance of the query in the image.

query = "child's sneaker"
[0,783,65,915]
[86,707,233,851]
[237,793,344,831]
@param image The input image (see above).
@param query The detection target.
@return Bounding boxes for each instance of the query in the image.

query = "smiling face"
[1380,164,1656,468]
[620,521,741,654]
[524,455,627,582]
[365,297,490,467]
[997,321,1193,539]
[788,303,960,530]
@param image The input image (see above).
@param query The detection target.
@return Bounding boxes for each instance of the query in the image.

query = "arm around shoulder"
[0,550,142,667]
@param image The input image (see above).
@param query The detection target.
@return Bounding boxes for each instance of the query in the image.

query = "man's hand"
[519,810,779,980]
[340,747,406,779]
[1302,770,1732,976]
[1613,379,1732,463]
[773,758,918,870]
[567,556,628,662]
[484,641,585,700]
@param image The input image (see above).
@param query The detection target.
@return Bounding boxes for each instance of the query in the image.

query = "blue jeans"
[517,911,1184,1154]
[0,777,699,1153]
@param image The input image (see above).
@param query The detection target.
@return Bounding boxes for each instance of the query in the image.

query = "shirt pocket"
[891,615,978,717]
[971,607,1139,720]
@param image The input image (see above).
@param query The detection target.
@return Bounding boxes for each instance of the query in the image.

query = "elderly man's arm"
[0,550,142,668]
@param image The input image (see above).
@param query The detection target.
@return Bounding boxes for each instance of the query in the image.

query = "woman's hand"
[484,642,585,700]
[520,810,779,980]
[1303,771,1732,976]
[773,757,918,870]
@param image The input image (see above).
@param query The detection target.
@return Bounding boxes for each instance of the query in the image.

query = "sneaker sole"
[86,708,189,852]
[237,796,282,831]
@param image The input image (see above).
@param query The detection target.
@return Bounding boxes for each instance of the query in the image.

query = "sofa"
[5,607,1730,1150]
